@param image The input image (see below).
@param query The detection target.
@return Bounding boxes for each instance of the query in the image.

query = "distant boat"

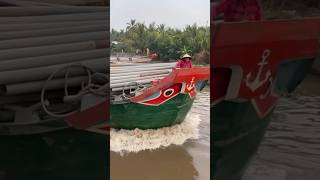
[212,18,319,179]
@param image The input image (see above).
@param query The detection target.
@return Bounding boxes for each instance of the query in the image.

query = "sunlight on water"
[110,113,201,153]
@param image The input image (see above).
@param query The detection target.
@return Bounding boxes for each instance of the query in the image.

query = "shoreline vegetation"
[111,20,209,64]
[110,1,320,64]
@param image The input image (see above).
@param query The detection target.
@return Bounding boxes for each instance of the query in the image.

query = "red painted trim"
[212,19,320,68]
[212,18,320,117]
[131,67,210,103]
[65,98,108,129]
[211,68,231,103]
[137,84,181,106]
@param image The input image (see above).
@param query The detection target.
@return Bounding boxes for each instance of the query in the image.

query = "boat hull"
[212,101,272,180]
[212,58,313,180]
[110,67,209,130]
[110,94,194,129]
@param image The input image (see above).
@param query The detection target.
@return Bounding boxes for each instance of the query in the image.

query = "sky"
[110,0,210,30]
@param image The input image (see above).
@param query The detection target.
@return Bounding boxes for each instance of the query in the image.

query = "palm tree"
[126,19,137,31]
[112,20,209,62]
[157,24,166,33]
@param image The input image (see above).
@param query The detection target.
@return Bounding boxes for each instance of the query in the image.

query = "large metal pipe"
[111,84,151,92]
[0,58,106,84]
[0,24,107,40]
[111,65,174,72]
[0,109,14,122]
[0,41,105,61]
[111,68,171,74]
[111,63,173,68]
[111,70,170,80]
[111,62,175,69]
[111,70,172,79]
[111,72,168,80]
[26,0,106,6]
[111,66,173,74]
[0,91,65,105]
[111,73,169,81]
[0,12,107,23]
[112,64,173,69]
[0,48,109,71]
[110,77,159,89]
[0,0,71,6]
[0,20,107,32]
[111,74,166,85]
[111,64,174,70]
[4,76,88,95]
[0,31,107,50]
[0,7,109,16]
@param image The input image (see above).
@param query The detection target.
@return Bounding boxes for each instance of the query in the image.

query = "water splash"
[110,113,201,153]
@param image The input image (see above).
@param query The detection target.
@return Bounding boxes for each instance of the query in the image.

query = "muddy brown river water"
[244,75,320,180]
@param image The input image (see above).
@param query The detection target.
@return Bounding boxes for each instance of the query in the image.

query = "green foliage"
[111,20,209,62]
[178,46,192,56]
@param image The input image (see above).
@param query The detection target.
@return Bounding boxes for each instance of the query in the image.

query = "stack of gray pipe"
[0,4,108,105]
[110,62,175,93]
[0,0,106,6]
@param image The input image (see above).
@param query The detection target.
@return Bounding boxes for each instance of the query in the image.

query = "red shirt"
[175,59,193,68]
[211,0,262,22]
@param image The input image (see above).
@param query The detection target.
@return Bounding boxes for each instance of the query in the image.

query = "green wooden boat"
[110,66,210,130]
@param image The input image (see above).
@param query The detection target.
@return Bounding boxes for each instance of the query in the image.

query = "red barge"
[212,18,320,179]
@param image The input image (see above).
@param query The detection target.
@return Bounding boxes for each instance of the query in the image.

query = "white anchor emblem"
[245,49,272,92]
[186,77,195,91]
[259,77,273,99]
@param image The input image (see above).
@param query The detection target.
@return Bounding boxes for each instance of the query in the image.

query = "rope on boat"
[41,63,108,118]
[121,81,147,100]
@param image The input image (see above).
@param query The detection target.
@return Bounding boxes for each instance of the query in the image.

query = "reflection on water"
[244,96,320,180]
[110,91,210,180]
[111,145,197,180]
[0,129,108,180]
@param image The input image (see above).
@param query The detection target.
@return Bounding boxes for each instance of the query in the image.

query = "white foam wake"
[110,113,201,153]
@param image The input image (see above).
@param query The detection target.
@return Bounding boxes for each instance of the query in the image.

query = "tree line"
[111,20,210,64]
